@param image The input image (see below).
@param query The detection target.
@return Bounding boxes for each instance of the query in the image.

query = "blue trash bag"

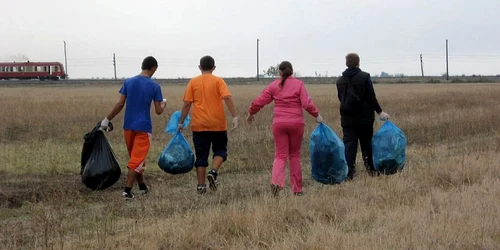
[309,123,348,185]
[158,132,195,174]
[372,120,407,175]
[165,111,191,135]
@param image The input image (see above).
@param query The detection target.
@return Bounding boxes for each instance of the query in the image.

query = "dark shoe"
[197,184,207,194]
[346,172,355,181]
[122,191,135,200]
[207,170,219,191]
[137,186,149,195]
[347,165,356,181]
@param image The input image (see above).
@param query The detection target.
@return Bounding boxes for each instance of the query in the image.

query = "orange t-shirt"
[183,74,231,132]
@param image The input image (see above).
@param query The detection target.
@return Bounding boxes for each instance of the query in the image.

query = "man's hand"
[100,117,110,132]
[247,114,255,125]
[230,117,239,131]
[315,114,324,123]
[177,123,184,132]
[379,111,390,121]
[161,98,167,109]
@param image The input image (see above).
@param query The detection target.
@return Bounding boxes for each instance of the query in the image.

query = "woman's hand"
[247,114,255,124]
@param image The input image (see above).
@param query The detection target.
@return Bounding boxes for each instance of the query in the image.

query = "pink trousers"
[271,122,305,193]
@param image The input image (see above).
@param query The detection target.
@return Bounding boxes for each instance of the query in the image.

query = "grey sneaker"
[207,170,219,191]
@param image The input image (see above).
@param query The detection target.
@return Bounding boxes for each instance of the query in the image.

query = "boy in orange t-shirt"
[178,55,238,194]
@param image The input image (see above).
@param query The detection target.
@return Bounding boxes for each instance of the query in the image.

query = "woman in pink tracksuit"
[247,61,323,196]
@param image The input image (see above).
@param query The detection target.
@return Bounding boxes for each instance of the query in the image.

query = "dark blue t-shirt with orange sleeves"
[119,75,163,133]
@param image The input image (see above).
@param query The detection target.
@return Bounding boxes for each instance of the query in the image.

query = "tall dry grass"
[0,83,500,249]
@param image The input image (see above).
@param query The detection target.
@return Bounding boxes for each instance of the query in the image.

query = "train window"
[37,66,44,72]
[12,67,17,72]
[19,66,25,72]
[54,66,59,72]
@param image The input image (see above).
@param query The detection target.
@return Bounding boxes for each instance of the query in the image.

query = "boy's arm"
[366,75,382,114]
[223,95,238,131]
[223,96,237,118]
[178,101,192,127]
[179,81,194,128]
[154,101,165,115]
[100,94,126,130]
[107,95,126,120]
[153,85,166,115]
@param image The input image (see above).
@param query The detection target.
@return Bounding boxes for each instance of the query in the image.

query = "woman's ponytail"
[279,61,293,88]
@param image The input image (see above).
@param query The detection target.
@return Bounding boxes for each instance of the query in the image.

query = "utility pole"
[63,41,68,80]
[257,38,260,81]
[420,54,424,77]
[446,39,449,80]
[113,53,117,80]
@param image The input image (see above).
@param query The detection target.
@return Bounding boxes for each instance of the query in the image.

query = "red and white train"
[0,61,66,80]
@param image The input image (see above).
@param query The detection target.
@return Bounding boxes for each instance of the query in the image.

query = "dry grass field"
[1,82,500,250]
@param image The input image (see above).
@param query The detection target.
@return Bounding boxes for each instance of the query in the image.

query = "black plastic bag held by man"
[81,122,121,190]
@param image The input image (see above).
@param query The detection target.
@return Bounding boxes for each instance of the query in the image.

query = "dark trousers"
[342,123,376,179]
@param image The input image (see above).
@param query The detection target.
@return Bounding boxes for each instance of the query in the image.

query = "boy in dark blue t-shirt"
[100,56,166,200]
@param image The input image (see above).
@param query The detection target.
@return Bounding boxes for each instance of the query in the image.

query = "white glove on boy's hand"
[231,117,239,131]
[379,111,390,121]
[99,117,110,131]
[315,114,324,123]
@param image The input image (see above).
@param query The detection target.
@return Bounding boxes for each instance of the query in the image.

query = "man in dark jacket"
[336,53,390,180]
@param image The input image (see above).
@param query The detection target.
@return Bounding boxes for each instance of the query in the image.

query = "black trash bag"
[80,122,121,190]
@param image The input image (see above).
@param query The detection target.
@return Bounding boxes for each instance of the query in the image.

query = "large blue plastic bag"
[158,111,194,174]
[165,111,191,135]
[158,132,195,174]
[372,120,407,175]
[309,123,348,184]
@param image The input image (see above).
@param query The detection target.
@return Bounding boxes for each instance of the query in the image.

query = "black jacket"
[336,67,382,127]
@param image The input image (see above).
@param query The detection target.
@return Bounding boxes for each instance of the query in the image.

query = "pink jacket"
[248,76,319,124]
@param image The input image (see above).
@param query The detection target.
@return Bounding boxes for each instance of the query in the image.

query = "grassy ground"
[1,83,499,250]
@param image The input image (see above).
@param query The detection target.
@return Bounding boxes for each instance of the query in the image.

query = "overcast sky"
[2,0,499,79]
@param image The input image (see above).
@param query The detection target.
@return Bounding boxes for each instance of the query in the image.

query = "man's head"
[345,53,360,68]
[199,55,216,72]
[141,56,158,77]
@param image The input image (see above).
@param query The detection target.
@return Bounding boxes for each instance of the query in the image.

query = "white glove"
[100,117,110,131]
[379,111,390,121]
[315,114,324,123]
[230,117,239,131]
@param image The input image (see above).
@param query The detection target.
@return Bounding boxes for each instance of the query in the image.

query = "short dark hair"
[200,56,215,71]
[141,56,158,70]
[346,53,360,68]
